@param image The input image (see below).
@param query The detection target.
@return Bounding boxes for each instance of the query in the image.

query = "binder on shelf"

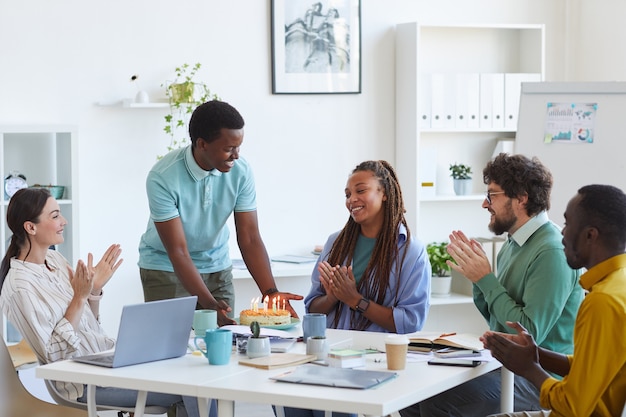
[479,73,505,129]
[504,73,542,129]
[479,73,494,129]
[430,73,446,129]
[442,74,457,129]
[419,74,432,129]
[455,73,480,129]
[492,73,505,129]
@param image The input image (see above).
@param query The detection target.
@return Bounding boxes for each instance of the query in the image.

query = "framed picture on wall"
[271,0,361,94]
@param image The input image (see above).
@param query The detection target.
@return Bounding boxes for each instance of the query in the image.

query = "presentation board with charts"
[515,81,626,227]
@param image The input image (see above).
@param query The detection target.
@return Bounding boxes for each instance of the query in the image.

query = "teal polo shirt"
[138,146,256,273]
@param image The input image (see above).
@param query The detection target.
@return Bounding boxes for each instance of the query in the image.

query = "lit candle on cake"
[264,295,269,312]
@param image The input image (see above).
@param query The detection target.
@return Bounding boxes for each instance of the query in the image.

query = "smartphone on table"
[427,358,481,367]
[434,348,481,358]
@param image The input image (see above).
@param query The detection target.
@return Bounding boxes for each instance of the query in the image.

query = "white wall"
[564,0,626,82]
[0,0,569,334]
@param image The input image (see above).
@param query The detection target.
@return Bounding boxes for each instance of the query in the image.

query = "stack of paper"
[326,349,366,368]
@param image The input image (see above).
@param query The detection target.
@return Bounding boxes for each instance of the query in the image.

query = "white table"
[36,329,512,417]
[36,352,247,417]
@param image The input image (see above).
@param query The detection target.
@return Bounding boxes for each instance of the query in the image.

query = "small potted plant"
[449,163,473,195]
[161,63,220,157]
[246,321,271,358]
[427,242,453,296]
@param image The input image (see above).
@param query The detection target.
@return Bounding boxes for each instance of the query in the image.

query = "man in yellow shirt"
[483,184,626,416]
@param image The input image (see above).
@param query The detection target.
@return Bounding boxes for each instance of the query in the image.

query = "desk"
[36,353,247,417]
[36,329,511,417]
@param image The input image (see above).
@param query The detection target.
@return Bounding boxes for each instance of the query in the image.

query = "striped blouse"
[0,250,114,400]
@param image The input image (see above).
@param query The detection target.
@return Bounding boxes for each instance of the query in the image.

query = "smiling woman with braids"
[307,160,430,333]
[278,161,430,417]
[278,161,431,417]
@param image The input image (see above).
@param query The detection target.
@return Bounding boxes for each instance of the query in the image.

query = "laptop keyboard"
[81,354,114,366]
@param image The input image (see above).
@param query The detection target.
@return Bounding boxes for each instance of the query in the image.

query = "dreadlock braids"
[327,160,411,330]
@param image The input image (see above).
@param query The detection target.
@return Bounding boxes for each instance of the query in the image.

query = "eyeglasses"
[485,191,506,205]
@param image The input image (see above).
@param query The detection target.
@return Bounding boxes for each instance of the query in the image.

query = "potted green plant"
[449,163,473,195]
[427,242,453,296]
[246,321,270,358]
[161,63,220,156]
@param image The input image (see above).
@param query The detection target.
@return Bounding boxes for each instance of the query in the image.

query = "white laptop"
[73,296,197,368]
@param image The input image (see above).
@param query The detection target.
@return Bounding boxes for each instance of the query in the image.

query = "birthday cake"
[239,309,291,326]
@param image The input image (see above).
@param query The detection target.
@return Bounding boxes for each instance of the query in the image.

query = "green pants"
[139,267,235,318]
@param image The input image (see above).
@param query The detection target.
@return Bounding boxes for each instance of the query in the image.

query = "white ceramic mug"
[193,309,218,337]
[306,336,329,361]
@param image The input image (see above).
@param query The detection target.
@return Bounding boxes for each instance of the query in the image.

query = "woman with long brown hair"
[281,161,431,417]
[0,188,202,417]
[307,160,430,334]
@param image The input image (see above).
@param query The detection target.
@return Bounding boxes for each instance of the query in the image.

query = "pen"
[439,332,456,337]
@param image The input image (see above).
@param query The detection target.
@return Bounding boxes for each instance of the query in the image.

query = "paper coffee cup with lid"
[385,334,410,370]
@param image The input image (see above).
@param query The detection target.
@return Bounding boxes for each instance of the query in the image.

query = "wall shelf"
[421,194,485,202]
[96,99,169,108]
[430,293,474,306]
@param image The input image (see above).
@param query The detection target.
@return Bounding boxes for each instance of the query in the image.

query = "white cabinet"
[395,22,544,244]
[1,126,79,340]
[395,23,544,313]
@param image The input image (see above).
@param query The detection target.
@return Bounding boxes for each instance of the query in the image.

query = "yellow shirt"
[540,254,626,416]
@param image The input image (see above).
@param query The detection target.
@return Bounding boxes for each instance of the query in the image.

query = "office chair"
[7,338,38,369]
[44,378,170,416]
[1,340,88,416]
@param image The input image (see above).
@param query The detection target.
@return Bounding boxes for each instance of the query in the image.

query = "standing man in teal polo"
[138,100,302,326]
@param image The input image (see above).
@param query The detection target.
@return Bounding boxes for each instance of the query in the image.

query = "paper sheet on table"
[221,324,295,338]
[406,349,495,362]
[271,254,317,263]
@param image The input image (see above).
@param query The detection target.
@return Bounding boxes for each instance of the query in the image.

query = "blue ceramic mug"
[302,313,326,343]
[194,328,232,365]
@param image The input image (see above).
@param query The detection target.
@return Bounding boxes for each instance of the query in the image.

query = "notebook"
[73,296,197,368]
[271,364,398,389]
[270,337,297,353]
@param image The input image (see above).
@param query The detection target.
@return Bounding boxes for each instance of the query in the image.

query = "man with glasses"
[400,153,583,417]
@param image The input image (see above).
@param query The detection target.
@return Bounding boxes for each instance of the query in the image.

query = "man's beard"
[488,203,516,235]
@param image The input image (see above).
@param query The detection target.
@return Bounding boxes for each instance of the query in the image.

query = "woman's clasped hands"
[318,261,359,304]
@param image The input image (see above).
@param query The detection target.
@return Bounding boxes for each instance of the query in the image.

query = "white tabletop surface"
[36,328,504,417]
[199,329,501,417]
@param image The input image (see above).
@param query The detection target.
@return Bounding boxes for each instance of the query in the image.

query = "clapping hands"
[69,244,123,299]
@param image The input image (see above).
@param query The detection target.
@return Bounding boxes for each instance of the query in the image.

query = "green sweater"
[474,213,583,354]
